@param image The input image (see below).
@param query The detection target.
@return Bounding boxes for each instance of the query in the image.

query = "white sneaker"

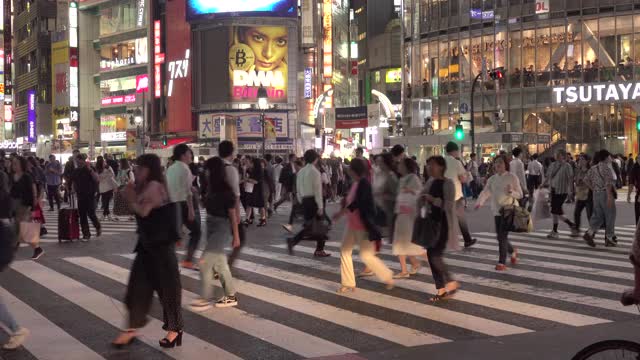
[282,224,293,233]
[189,299,212,312]
[214,296,238,308]
[3,327,29,350]
[547,231,559,239]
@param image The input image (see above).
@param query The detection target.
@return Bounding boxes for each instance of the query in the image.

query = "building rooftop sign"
[552,82,640,105]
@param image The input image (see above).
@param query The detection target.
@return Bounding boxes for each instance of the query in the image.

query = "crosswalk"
[0,224,638,359]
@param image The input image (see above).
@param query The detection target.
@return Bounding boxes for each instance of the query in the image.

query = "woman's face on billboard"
[244,26,288,72]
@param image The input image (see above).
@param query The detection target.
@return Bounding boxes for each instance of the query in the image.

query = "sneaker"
[282,224,293,233]
[214,296,238,308]
[570,228,581,238]
[189,299,212,312]
[31,247,44,260]
[583,232,596,247]
[605,238,618,247]
[546,231,559,239]
[464,238,477,248]
[3,327,29,350]
[81,235,90,242]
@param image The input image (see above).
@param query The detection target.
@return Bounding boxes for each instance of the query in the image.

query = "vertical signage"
[136,0,145,27]
[322,0,332,78]
[69,2,79,109]
[154,20,163,98]
[167,49,190,97]
[301,0,316,47]
[27,90,36,143]
[303,67,313,99]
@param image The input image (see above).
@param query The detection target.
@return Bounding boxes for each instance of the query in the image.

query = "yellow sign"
[323,0,332,78]
[385,68,402,83]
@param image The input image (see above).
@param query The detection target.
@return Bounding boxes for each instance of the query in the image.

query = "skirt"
[113,188,132,216]
[392,213,427,256]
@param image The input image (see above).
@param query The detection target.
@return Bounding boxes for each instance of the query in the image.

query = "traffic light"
[162,135,167,146]
[454,124,464,140]
[636,116,640,131]
[489,68,504,80]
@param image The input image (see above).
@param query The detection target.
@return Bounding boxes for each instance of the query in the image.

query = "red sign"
[136,74,149,93]
[154,20,162,98]
[101,94,136,106]
[351,61,358,75]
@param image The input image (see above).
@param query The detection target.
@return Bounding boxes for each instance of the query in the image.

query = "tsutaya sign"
[553,82,640,105]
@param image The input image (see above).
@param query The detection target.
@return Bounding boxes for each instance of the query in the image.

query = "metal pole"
[470,72,482,155]
[262,112,266,157]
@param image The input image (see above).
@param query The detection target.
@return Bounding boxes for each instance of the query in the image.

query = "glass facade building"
[402,0,640,155]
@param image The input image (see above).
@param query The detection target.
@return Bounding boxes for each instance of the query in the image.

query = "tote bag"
[19,222,40,245]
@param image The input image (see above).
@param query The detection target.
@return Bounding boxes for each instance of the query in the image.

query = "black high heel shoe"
[159,331,183,348]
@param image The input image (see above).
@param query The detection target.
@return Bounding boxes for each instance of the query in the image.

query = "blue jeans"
[200,215,235,299]
[0,295,19,332]
[588,191,616,239]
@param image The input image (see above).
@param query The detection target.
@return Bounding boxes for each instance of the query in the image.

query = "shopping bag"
[500,203,533,233]
[531,188,551,222]
[411,208,442,249]
[19,222,41,245]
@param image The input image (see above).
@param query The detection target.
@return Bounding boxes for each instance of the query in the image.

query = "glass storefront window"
[100,75,137,98]
[508,29,522,88]
[100,0,145,36]
[582,19,599,82]
[421,43,430,97]
[439,38,449,95]
[535,26,551,86]
[99,37,148,71]
[522,29,535,87]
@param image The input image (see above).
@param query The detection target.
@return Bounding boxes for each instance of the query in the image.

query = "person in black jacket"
[274,153,296,211]
[71,154,102,240]
[333,158,393,293]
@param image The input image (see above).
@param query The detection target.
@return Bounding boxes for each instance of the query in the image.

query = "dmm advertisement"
[187,0,296,21]
[228,25,288,104]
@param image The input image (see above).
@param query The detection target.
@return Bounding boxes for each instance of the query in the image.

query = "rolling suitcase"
[58,194,80,242]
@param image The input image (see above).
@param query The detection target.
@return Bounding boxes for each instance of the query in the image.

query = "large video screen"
[187,0,297,21]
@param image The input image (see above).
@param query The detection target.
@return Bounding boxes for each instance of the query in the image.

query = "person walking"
[10,156,44,259]
[417,156,460,301]
[467,153,480,199]
[190,157,241,311]
[583,149,618,247]
[281,160,303,234]
[510,148,528,208]
[526,153,544,211]
[0,221,29,350]
[114,158,135,220]
[111,154,183,349]
[274,154,296,212]
[475,155,523,271]
[45,155,62,211]
[628,156,640,224]
[273,156,283,202]
[573,155,593,236]
[245,158,267,227]
[70,154,101,241]
[218,141,244,267]
[372,153,398,241]
[287,150,331,257]
[334,158,393,293]
[167,145,201,270]
[392,158,428,278]
[444,142,476,248]
[96,156,119,221]
[545,150,576,239]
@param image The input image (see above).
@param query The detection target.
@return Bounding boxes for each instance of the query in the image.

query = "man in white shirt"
[510,148,528,207]
[288,149,330,257]
[444,142,476,248]
[526,153,544,200]
[167,144,201,269]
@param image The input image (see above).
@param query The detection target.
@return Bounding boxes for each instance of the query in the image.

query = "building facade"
[401,0,640,157]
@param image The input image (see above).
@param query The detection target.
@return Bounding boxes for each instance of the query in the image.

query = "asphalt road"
[0,193,638,360]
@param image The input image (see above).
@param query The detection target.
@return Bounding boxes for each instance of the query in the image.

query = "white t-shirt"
[444,154,466,200]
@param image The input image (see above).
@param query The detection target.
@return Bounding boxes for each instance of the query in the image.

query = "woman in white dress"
[392,158,428,278]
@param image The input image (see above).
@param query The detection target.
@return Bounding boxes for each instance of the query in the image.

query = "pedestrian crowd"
[1,140,639,351]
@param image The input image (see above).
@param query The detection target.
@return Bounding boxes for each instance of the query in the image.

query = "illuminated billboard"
[187,0,296,21]
[229,25,288,104]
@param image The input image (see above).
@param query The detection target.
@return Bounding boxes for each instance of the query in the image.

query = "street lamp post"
[469,72,482,155]
[257,85,269,157]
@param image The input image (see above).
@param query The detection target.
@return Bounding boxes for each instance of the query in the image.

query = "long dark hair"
[136,154,165,186]
[96,156,105,174]
[205,157,233,198]
[119,158,130,170]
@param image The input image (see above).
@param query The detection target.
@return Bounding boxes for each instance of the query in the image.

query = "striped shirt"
[547,161,574,195]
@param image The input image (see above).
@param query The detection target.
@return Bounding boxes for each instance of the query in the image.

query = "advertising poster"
[228,25,288,104]
[335,106,368,129]
[199,112,288,139]
[187,0,296,20]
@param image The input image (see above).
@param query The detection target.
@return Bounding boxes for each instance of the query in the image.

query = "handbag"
[19,221,41,245]
[309,217,329,239]
[500,199,533,233]
[411,206,442,249]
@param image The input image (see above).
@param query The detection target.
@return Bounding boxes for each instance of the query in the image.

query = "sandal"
[430,292,449,303]
[393,272,411,279]
[409,265,421,275]
[337,286,355,294]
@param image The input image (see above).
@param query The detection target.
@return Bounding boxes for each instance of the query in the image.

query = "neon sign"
[167,49,189,97]
[154,20,164,98]
[553,82,640,104]
[27,90,36,142]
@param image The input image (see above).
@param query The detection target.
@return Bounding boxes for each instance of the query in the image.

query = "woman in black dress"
[245,158,266,227]
[111,154,183,349]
